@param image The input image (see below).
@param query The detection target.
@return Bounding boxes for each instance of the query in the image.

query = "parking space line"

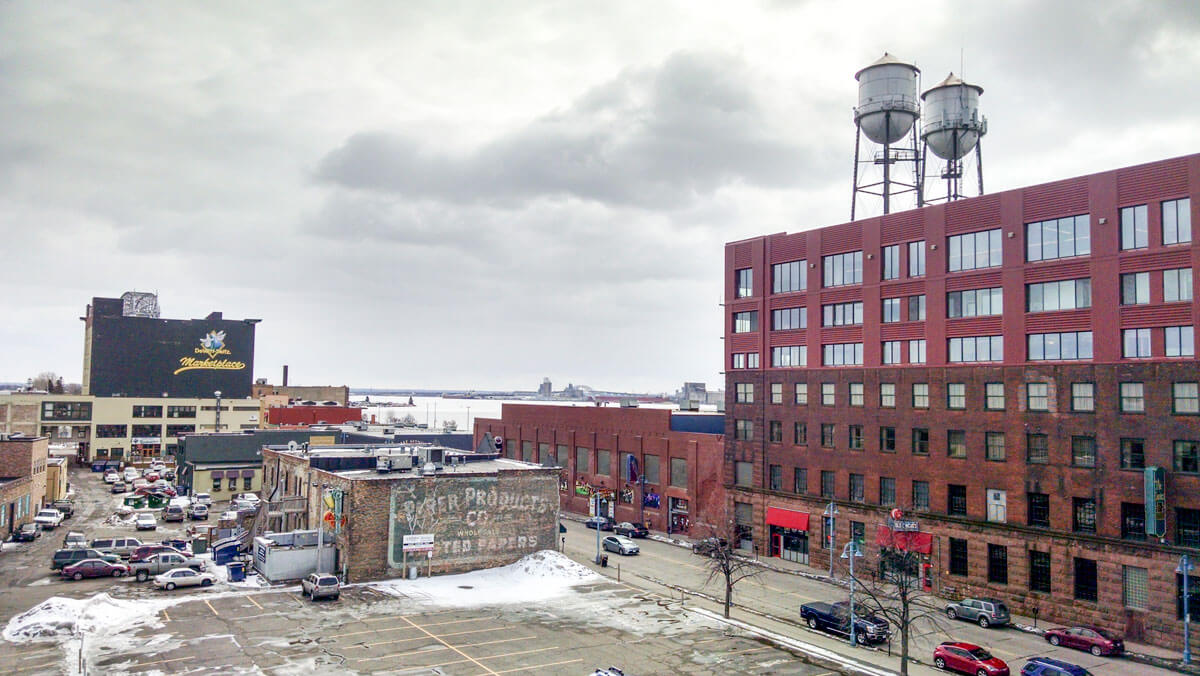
[490,658,584,674]
[163,609,171,622]
[204,599,219,616]
[245,595,263,610]
[21,662,60,671]
[348,637,531,661]
[397,614,500,675]
[362,608,459,622]
[343,626,500,648]
[128,655,193,669]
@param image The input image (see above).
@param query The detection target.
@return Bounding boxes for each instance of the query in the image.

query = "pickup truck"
[34,509,65,530]
[800,601,891,645]
[131,552,206,581]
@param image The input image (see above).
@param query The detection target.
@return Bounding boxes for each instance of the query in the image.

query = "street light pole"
[593,495,602,564]
[214,390,222,433]
[824,502,838,578]
[842,540,864,647]
[1180,554,1195,665]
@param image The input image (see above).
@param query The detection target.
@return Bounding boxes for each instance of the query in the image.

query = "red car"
[62,559,131,580]
[1044,626,1124,656]
[933,641,1009,676]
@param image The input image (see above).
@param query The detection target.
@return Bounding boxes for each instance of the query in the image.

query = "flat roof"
[323,457,553,480]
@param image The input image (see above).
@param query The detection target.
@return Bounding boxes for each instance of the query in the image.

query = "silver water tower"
[851,53,922,219]
[920,72,987,203]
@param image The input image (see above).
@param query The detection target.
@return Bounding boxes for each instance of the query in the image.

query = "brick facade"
[0,437,48,512]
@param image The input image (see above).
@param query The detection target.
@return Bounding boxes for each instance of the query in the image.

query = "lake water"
[351,395,690,433]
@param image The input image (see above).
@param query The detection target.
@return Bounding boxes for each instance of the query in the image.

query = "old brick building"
[474,404,726,537]
[724,153,1200,649]
[261,444,559,582]
[0,435,49,536]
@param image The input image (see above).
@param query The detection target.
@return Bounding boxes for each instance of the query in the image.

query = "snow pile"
[3,593,169,643]
[105,513,137,527]
[370,550,601,607]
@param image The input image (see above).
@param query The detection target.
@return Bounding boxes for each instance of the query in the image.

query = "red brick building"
[724,153,1200,649]
[0,436,49,537]
[474,404,726,537]
[264,405,363,426]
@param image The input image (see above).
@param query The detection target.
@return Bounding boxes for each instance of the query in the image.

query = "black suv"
[51,548,120,570]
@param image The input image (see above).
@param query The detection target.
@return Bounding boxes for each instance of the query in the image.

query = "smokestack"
[282,365,289,386]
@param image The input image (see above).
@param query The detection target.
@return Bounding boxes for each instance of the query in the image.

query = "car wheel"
[73,572,83,580]
[1090,645,1103,656]
[201,579,212,587]
[855,632,868,645]
[112,570,123,577]
[166,582,176,590]
[976,670,988,676]
[137,571,148,582]
[806,617,819,629]
[1049,635,1061,646]
[934,657,946,670]
[978,616,990,628]
[946,607,957,619]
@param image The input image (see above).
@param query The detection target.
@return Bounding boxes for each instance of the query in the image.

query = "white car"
[34,509,65,530]
[135,513,158,531]
[104,471,120,484]
[122,468,139,483]
[192,493,212,507]
[234,493,260,505]
[154,567,217,590]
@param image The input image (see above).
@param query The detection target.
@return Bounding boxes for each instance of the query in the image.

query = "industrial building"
[724,150,1199,649]
[0,435,49,536]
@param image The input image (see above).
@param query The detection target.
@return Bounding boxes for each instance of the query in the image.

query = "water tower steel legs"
[976,141,985,195]
[851,123,862,221]
[882,111,891,215]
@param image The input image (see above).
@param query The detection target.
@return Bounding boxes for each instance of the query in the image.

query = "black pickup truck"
[800,601,890,644]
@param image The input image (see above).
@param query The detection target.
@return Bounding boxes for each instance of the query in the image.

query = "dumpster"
[601,555,609,568]
[91,461,107,472]
[146,494,166,509]
[192,537,209,555]
[124,496,146,509]
[227,561,246,583]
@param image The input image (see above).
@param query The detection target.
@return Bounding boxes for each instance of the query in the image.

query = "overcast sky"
[2,2,1198,393]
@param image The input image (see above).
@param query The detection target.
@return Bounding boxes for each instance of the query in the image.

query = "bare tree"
[697,522,763,619]
[29,372,59,392]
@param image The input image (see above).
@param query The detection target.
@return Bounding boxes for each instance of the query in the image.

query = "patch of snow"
[27,578,54,587]
[105,513,137,527]
[369,550,600,607]
[1,541,22,552]
[3,593,172,643]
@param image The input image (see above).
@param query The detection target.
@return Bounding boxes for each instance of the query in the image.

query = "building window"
[849,382,864,407]
[1028,331,1093,361]
[734,461,753,487]
[244,476,253,491]
[849,473,865,502]
[794,422,807,445]
[735,420,753,441]
[848,425,863,450]
[949,228,1002,271]
[1027,433,1049,464]
[822,343,863,366]
[41,402,93,421]
[735,383,754,404]
[880,426,896,452]
[1124,566,1149,610]
[1073,497,1097,533]
[985,432,1005,461]
[1165,268,1194,303]
[131,405,163,418]
[908,339,926,364]
[1167,326,1196,358]
[912,383,929,409]
[820,424,835,448]
[1027,214,1090,262]
[1123,328,1152,358]
[96,425,128,438]
[821,383,835,406]
[880,477,896,505]
[1176,383,1200,414]
[794,383,808,405]
[1027,383,1049,411]
[949,538,969,576]
[794,468,807,494]
[907,295,926,321]
[823,251,863,287]
[912,428,929,455]
[1121,272,1150,305]
[822,301,863,327]
[947,287,1003,318]
[733,311,759,333]
[644,454,659,484]
[1177,508,1200,548]
[768,464,782,491]
[912,481,930,510]
[820,470,835,498]
[947,383,966,409]
[948,484,967,516]
[735,268,753,298]
[988,544,1008,585]
[1071,383,1095,412]
[1074,557,1098,602]
[773,260,806,293]
[1120,204,1149,250]
[771,307,807,331]
[1028,493,1050,528]
[770,383,783,404]
[1122,502,1147,541]
[131,424,160,438]
[1072,436,1097,467]
[984,383,1004,410]
[1029,550,1052,593]
[167,405,196,418]
[1027,278,1091,312]
[882,340,901,364]
[1121,383,1145,413]
[882,298,901,323]
[1163,198,1192,245]
[769,421,783,443]
[948,336,1003,363]
[575,447,591,474]
[880,383,896,408]
[1175,441,1200,474]
[212,476,221,492]
[909,240,926,276]
[1121,439,1146,470]
[947,430,966,458]
[882,244,900,280]
[166,425,195,437]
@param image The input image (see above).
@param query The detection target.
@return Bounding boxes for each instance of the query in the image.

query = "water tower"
[920,72,987,203]
[851,53,922,220]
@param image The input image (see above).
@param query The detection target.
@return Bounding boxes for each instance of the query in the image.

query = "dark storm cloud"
[314,51,820,209]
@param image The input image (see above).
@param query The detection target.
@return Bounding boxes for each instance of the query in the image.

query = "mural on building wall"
[387,476,556,569]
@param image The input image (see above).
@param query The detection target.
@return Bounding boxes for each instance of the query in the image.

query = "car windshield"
[968,648,993,661]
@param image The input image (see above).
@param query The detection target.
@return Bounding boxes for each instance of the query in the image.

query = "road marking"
[396,614,500,675]
[204,599,219,616]
[22,661,61,670]
[348,635,534,660]
[162,609,170,622]
[128,655,193,668]
[489,658,584,674]
[246,595,263,609]
[362,609,458,622]
[342,626,500,647]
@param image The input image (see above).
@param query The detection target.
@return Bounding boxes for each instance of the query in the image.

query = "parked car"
[162,505,186,522]
[104,471,121,484]
[583,516,614,531]
[192,493,212,507]
[51,548,121,570]
[1020,657,1094,676]
[301,573,341,600]
[143,470,160,482]
[131,552,205,581]
[162,469,176,481]
[90,537,144,559]
[1044,626,1124,657]
[62,559,131,580]
[800,601,890,645]
[602,535,640,556]
[123,468,139,483]
[135,514,158,531]
[14,523,41,542]
[614,522,649,538]
[234,492,260,505]
[188,504,209,520]
[51,500,74,518]
[129,544,186,563]
[232,499,259,513]
[933,642,1009,676]
[159,538,191,553]
[154,567,217,590]
[34,509,64,530]
[62,531,88,549]
[692,537,729,557]
[946,597,1011,628]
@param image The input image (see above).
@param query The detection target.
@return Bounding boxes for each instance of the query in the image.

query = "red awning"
[876,525,933,554]
[766,507,810,531]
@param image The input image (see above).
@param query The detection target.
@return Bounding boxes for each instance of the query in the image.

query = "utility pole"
[842,540,863,647]
[824,502,838,578]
